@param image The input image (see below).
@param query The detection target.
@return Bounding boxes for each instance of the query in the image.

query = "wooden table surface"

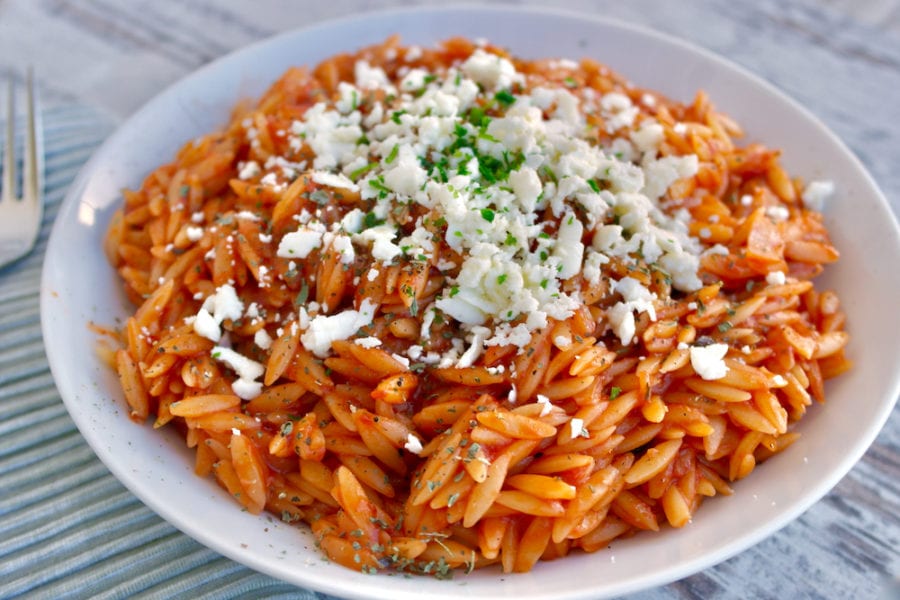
[0,1,897,598]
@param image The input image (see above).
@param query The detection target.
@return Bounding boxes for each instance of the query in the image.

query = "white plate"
[41,6,900,599]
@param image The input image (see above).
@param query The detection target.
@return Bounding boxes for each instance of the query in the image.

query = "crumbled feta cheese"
[330,233,355,264]
[507,385,518,404]
[212,346,264,381]
[231,379,262,400]
[631,122,664,155]
[766,271,786,286]
[766,205,790,222]
[536,394,552,417]
[801,180,834,212]
[607,277,658,344]
[185,226,204,242]
[354,336,382,349]
[238,160,261,180]
[193,308,221,342]
[569,417,587,438]
[554,335,572,349]
[400,68,430,92]
[457,328,488,368]
[312,170,359,192]
[642,155,699,200]
[704,244,729,256]
[405,46,423,61]
[277,222,326,258]
[201,284,244,325]
[689,343,730,380]
[211,346,265,400]
[460,49,523,90]
[340,208,365,234]
[260,172,283,191]
[771,374,788,387]
[256,265,270,287]
[254,328,273,350]
[600,92,639,132]
[404,433,424,455]
[554,212,585,279]
[354,224,402,263]
[300,299,377,357]
[355,60,393,91]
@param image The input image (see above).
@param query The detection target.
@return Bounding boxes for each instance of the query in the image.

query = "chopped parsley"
[384,144,400,164]
[349,161,378,179]
[495,89,516,107]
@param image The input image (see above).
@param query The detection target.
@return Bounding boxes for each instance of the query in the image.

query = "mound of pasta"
[104,37,851,576]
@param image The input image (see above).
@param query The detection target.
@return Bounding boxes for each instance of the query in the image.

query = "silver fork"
[0,69,43,269]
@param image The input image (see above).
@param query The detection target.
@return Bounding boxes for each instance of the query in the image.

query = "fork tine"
[2,74,13,204]
[22,68,42,211]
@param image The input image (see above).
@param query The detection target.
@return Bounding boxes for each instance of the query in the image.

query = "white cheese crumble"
[766,205,790,222]
[254,328,273,350]
[354,224,401,263]
[404,433,424,455]
[193,309,220,342]
[301,299,377,357]
[185,226,204,242]
[211,346,265,400]
[689,343,730,381]
[766,271,786,286]
[801,180,834,212]
[536,394,552,417]
[238,160,261,180]
[569,417,587,439]
[460,49,523,90]
[277,222,326,258]
[354,336,382,349]
[607,277,658,345]
[312,170,359,192]
[193,284,244,342]
[507,385,518,404]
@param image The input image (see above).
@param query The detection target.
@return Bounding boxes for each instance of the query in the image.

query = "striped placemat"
[0,106,324,600]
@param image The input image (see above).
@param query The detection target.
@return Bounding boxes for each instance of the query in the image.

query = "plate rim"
[40,4,900,599]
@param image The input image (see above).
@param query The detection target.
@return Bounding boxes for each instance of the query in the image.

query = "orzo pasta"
[104,37,851,576]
